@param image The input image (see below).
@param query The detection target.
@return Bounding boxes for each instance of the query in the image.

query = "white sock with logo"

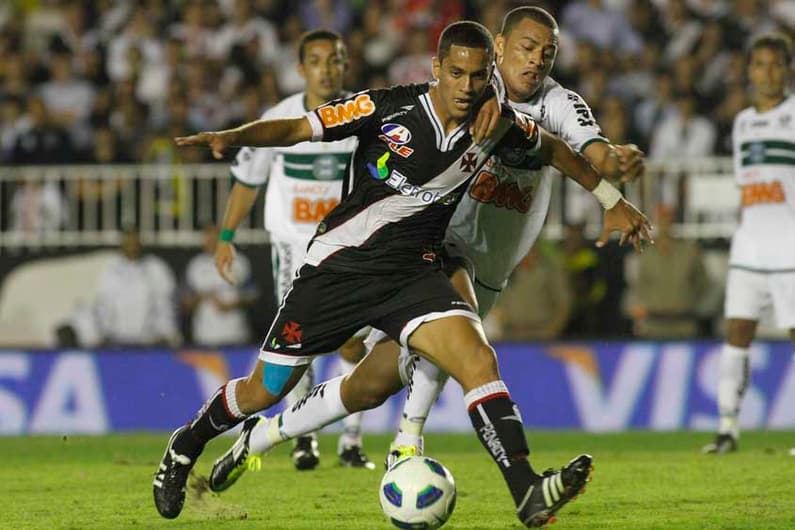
[394,355,448,449]
[337,358,364,450]
[249,375,349,454]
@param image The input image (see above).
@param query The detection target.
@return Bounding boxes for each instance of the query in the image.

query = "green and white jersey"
[230,92,358,243]
[731,94,795,271]
[446,70,605,294]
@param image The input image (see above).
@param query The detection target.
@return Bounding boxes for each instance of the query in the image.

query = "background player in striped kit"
[228,29,374,469]
[702,33,795,455]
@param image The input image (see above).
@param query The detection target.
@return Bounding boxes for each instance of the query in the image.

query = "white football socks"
[717,344,750,439]
[336,357,364,450]
[249,375,350,455]
[394,354,448,448]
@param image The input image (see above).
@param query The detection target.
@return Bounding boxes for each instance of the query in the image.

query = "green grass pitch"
[2,431,794,529]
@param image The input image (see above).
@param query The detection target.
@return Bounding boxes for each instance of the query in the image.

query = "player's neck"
[753,92,786,113]
[428,86,469,133]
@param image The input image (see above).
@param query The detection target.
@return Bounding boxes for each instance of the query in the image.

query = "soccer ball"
[379,456,457,529]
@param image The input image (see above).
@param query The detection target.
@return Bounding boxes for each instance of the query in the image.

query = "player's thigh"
[725,268,769,322]
[449,266,479,312]
[339,333,367,363]
[408,315,498,392]
[769,272,795,330]
[341,339,404,410]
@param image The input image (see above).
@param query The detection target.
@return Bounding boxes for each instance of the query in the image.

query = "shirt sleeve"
[306,89,383,142]
[547,89,606,153]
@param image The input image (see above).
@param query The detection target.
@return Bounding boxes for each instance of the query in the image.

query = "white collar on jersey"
[418,91,469,152]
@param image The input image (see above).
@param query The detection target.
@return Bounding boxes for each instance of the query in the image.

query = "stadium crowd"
[0,0,792,166]
[0,0,792,344]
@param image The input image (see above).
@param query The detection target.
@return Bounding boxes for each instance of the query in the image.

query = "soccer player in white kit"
[702,33,795,455]
[227,29,374,469]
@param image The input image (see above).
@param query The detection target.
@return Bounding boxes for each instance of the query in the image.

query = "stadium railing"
[0,157,738,249]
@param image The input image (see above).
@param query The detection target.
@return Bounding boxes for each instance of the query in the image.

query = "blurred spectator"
[625,205,709,338]
[650,90,716,161]
[388,26,434,85]
[182,225,256,346]
[9,179,68,235]
[561,0,643,57]
[298,0,354,36]
[209,0,280,66]
[634,69,675,145]
[67,229,180,347]
[490,242,572,341]
[11,95,75,164]
[38,52,95,147]
[661,0,702,63]
[561,222,606,337]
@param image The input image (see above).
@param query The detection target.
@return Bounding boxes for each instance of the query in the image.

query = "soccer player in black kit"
[156,21,651,527]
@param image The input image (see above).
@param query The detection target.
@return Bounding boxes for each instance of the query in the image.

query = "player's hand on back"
[215,242,238,285]
[597,198,654,253]
[470,85,501,144]
[613,144,645,183]
[175,130,238,159]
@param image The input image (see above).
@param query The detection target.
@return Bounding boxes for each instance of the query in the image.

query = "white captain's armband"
[591,179,623,209]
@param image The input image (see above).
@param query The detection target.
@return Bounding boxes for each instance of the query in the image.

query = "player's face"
[432,45,493,121]
[748,47,789,101]
[299,39,347,102]
[495,18,558,101]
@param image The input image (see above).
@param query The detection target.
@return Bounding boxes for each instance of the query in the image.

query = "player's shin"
[173,377,248,460]
[465,380,539,506]
[249,375,351,454]
[718,344,750,438]
[395,354,448,448]
[336,358,364,448]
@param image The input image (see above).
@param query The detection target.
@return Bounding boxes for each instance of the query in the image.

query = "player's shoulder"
[541,77,586,109]
[733,106,756,128]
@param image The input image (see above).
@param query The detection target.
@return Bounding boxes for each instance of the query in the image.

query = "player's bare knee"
[727,320,756,348]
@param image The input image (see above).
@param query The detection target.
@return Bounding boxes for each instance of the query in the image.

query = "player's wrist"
[219,228,235,242]
[592,179,623,209]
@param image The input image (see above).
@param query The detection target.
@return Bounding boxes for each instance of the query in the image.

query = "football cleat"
[153,426,196,519]
[702,433,738,454]
[209,416,263,492]
[292,435,320,470]
[339,445,376,469]
[385,438,424,469]
[516,454,593,528]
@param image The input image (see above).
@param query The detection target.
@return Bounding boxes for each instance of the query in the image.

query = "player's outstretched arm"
[539,128,653,252]
[175,117,314,159]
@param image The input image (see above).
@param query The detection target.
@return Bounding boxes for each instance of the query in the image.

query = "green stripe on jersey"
[741,155,795,167]
[740,140,795,152]
[281,152,349,181]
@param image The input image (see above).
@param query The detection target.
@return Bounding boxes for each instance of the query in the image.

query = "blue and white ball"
[379,456,457,529]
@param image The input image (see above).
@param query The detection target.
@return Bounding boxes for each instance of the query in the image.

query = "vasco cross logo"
[281,321,303,344]
[460,152,478,171]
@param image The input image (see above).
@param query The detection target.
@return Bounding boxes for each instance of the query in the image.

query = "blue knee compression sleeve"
[263,363,297,396]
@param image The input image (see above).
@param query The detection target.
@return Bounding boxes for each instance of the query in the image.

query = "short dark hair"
[298,29,345,63]
[437,21,494,61]
[500,6,559,36]
[747,32,792,64]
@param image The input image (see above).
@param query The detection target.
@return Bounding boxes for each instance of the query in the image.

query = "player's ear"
[495,33,505,64]
[432,56,440,81]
